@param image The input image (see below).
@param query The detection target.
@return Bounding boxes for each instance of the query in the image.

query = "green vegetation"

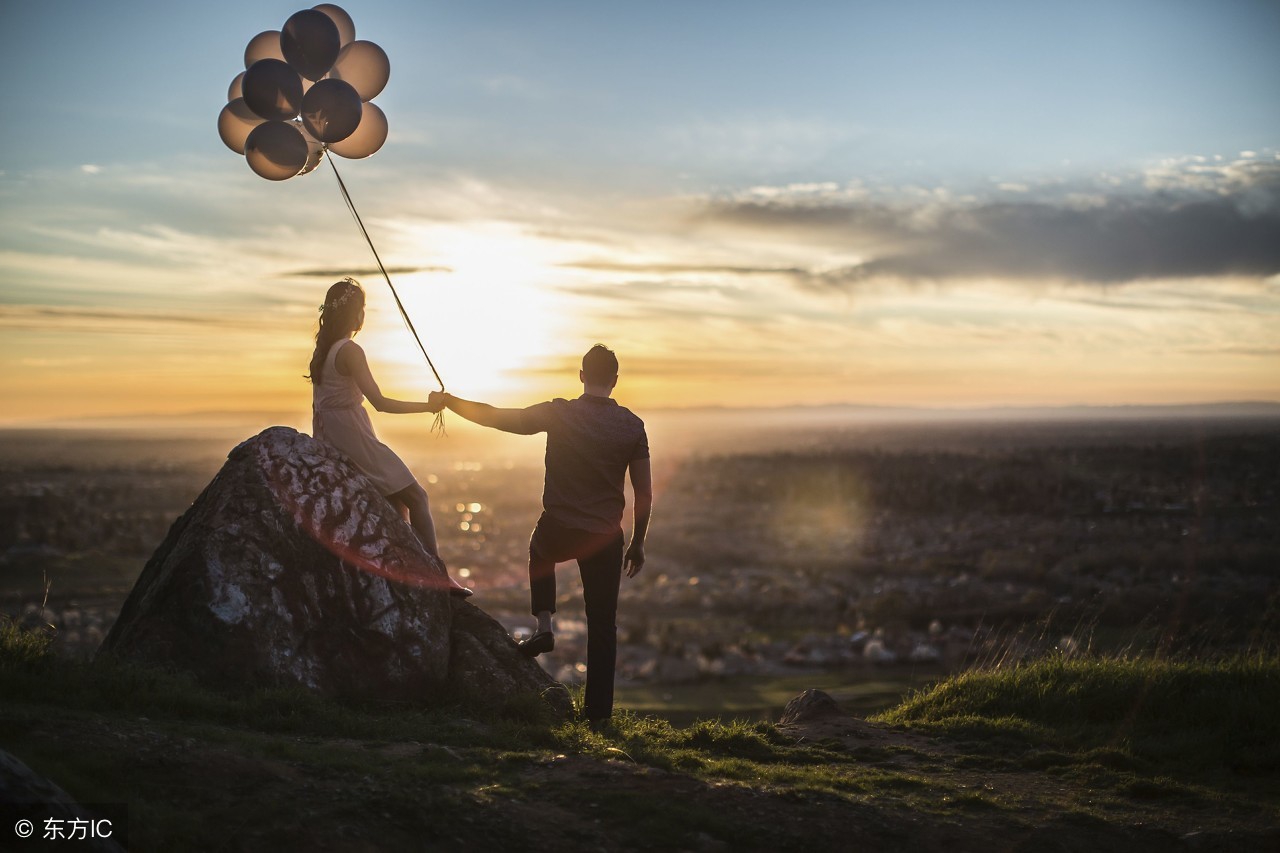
[616,669,940,724]
[0,615,54,666]
[2,619,1277,850]
[874,654,1280,776]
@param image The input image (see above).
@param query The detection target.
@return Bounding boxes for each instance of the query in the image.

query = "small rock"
[779,689,843,725]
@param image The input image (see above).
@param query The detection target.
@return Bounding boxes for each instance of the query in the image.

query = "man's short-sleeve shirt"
[523,394,649,534]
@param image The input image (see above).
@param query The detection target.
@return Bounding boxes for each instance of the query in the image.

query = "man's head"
[581,344,619,392]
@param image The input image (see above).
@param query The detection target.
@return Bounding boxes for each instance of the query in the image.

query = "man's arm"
[624,457,653,578]
[434,392,540,435]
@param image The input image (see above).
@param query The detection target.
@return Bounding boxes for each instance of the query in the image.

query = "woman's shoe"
[517,630,554,658]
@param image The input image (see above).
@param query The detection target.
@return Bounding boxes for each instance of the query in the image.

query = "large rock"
[101,427,564,712]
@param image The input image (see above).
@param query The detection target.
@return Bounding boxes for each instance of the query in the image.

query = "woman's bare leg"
[391,482,439,556]
[389,482,468,592]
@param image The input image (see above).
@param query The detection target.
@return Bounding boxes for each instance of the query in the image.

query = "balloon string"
[324,148,448,436]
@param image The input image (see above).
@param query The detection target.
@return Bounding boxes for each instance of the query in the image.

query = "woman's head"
[321,278,366,334]
[307,278,366,384]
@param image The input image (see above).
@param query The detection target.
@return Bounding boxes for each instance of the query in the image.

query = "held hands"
[427,390,448,414]
[624,541,645,578]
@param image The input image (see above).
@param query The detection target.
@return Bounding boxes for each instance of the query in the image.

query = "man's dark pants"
[529,513,625,721]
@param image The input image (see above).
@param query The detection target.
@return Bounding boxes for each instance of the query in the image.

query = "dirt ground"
[4,702,1277,853]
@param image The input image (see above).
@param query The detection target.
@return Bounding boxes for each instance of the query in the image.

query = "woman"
[308,278,471,597]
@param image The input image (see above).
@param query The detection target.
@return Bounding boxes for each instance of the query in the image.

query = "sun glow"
[359,222,578,403]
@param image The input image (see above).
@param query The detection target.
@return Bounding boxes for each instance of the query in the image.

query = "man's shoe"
[517,630,554,658]
[448,585,474,598]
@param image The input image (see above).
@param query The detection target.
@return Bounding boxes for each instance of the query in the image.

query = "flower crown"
[320,280,361,314]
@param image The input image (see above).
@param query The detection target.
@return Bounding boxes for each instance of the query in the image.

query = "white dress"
[311,338,416,496]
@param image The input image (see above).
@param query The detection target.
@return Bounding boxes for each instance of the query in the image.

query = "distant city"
[2,410,1277,716]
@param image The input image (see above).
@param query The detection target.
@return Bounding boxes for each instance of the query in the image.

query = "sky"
[1,0,1278,425]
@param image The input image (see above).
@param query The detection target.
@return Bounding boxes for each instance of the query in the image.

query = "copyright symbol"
[14,819,34,838]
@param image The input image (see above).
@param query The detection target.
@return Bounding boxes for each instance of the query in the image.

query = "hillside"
[2,624,1276,852]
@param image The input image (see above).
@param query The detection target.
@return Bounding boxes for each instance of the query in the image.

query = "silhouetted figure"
[308,278,471,597]
[433,344,653,724]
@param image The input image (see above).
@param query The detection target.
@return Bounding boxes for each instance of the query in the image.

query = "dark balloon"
[242,58,304,121]
[281,9,341,81]
[301,78,362,143]
[312,4,356,47]
[228,72,245,102]
[218,98,266,154]
[245,121,309,180]
[330,40,390,101]
[328,102,387,159]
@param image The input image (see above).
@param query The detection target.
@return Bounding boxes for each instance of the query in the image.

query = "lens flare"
[251,432,456,593]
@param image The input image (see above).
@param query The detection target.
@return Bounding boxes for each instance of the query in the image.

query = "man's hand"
[433,393,539,435]
[427,391,447,413]
[624,541,645,578]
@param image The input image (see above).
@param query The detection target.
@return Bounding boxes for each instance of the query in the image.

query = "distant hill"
[5,400,1279,433]
[648,400,1280,421]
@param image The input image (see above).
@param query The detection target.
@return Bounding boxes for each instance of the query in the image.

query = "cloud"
[554,281,759,326]
[286,265,453,278]
[562,260,807,277]
[19,356,94,367]
[0,304,265,333]
[695,156,1280,288]
[658,117,857,174]
[1059,279,1279,315]
[506,349,833,384]
[1180,345,1280,357]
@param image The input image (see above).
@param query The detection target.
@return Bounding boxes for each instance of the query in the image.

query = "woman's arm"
[337,342,443,414]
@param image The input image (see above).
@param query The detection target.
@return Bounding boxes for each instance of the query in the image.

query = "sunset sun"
[362,222,578,402]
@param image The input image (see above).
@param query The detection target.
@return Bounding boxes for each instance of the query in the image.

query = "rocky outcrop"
[100,427,564,712]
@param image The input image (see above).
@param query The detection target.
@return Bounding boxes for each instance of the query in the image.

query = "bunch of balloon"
[217,4,391,180]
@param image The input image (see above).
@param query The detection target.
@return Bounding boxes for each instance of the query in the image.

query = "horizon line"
[3,399,1279,431]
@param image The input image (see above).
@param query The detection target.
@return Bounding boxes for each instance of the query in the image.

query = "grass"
[872,653,1280,776]
[0,615,55,666]
[615,668,941,724]
[2,617,1278,850]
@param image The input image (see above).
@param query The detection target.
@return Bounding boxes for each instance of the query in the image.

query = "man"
[430,344,652,724]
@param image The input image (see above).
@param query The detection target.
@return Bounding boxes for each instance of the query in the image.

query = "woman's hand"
[427,391,447,413]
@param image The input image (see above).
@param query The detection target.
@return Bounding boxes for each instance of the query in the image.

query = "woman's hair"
[306,278,366,384]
